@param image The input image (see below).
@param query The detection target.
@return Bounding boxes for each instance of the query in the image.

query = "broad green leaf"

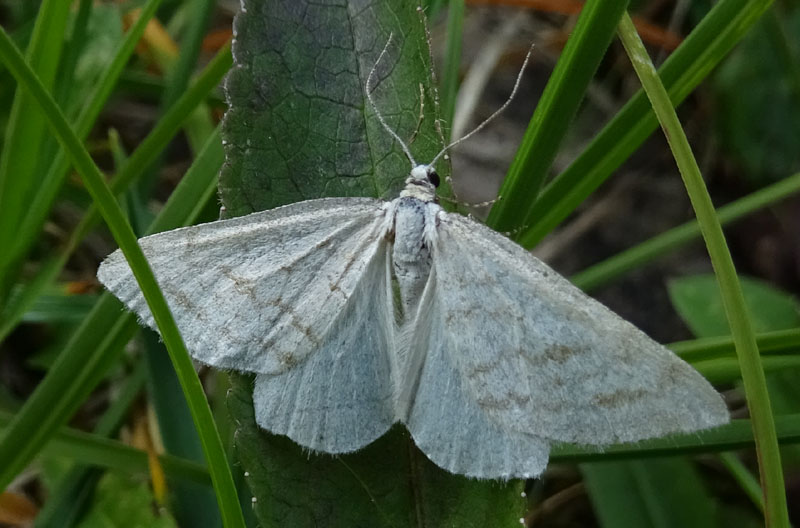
[668,274,800,338]
[220,1,524,525]
[220,0,450,216]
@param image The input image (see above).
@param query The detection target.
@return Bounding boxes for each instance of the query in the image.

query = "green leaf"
[668,274,800,338]
[220,0,450,216]
[221,1,522,525]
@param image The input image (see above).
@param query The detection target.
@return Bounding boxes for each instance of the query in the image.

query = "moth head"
[410,164,440,188]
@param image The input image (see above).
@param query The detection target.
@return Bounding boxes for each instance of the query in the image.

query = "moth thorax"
[392,198,433,321]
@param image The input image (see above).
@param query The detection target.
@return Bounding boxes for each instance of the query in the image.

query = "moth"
[98,39,728,479]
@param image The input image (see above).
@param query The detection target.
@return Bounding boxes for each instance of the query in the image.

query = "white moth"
[97,39,729,480]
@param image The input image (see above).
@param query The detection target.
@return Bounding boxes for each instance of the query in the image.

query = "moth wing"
[430,212,729,446]
[252,241,396,453]
[402,276,550,479]
[98,198,390,375]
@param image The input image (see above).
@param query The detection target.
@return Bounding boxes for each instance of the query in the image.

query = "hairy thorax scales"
[391,197,437,320]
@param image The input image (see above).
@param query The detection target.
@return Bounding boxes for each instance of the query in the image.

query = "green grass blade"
[0,411,210,485]
[51,0,93,109]
[0,127,221,509]
[4,408,796,483]
[720,452,765,512]
[517,0,775,248]
[0,28,242,528]
[162,0,215,109]
[552,413,800,463]
[140,135,224,528]
[617,12,788,526]
[13,24,226,269]
[572,171,800,291]
[671,328,800,362]
[486,0,630,233]
[0,46,229,344]
[0,29,241,521]
[34,364,147,528]
[0,0,71,302]
[693,357,800,385]
[1,0,165,297]
[138,0,216,194]
[440,0,464,139]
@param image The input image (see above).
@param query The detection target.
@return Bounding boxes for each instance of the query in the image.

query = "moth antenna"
[366,33,417,168]
[429,43,534,168]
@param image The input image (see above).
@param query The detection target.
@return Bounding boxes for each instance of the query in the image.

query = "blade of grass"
[1,408,796,484]
[552,413,800,463]
[0,46,230,344]
[0,0,71,303]
[52,0,93,110]
[693,356,800,385]
[0,28,243,528]
[0,0,166,299]
[617,12,788,526]
[10,23,227,278]
[162,0,218,148]
[138,0,216,195]
[720,452,765,513]
[0,411,210,485]
[440,0,464,139]
[0,29,238,518]
[486,0,630,232]
[34,363,147,528]
[0,122,222,497]
[518,0,775,248]
[671,328,800,362]
[161,0,215,109]
[572,171,800,291]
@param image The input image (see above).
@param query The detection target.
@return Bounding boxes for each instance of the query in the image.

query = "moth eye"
[428,170,440,187]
